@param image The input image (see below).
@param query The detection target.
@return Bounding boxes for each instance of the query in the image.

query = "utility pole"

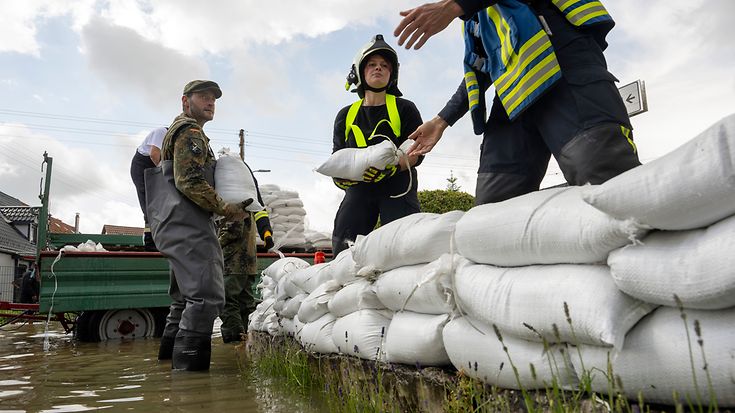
[239,129,245,161]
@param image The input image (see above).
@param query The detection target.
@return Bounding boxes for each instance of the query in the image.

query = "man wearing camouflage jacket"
[147,80,250,371]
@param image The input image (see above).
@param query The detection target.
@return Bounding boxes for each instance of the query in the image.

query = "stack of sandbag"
[258,184,308,249]
[248,257,310,337]
[373,254,459,367]
[304,229,332,251]
[571,113,735,406]
[349,211,464,366]
[445,186,655,390]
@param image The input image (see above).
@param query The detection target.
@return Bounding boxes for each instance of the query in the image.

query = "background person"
[395,0,641,205]
[331,34,424,255]
[217,164,274,343]
[130,126,167,251]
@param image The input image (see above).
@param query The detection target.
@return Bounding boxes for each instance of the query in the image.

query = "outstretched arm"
[394,0,464,50]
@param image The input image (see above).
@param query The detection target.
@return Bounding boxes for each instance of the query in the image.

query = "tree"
[418,189,474,214]
[446,170,461,192]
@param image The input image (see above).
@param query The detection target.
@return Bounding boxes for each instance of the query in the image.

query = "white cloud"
[80,16,210,110]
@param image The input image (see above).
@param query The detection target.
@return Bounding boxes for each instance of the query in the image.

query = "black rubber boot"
[143,232,158,252]
[221,332,243,343]
[172,332,212,371]
[157,335,175,360]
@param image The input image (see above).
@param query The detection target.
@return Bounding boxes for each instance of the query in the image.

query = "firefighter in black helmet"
[331,34,424,256]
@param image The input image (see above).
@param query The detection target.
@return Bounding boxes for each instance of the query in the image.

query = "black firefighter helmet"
[345,34,402,98]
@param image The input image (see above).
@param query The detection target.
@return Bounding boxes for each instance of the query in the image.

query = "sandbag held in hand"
[214,148,263,212]
[316,140,399,181]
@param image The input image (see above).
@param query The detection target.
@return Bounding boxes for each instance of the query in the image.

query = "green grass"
[244,300,723,413]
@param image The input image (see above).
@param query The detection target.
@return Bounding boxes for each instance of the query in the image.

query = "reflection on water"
[0,320,320,412]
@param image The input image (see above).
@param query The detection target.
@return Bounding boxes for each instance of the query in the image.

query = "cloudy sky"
[0,0,733,234]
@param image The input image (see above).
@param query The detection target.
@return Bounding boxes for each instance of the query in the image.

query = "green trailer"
[27,152,322,341]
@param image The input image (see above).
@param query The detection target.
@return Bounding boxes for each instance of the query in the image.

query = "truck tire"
[74,309,158,342]
[74,311,102,342]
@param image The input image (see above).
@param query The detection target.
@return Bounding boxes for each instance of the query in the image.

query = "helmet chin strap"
[363,84,389,93]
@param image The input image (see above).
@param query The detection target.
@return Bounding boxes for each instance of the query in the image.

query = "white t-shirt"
[136,127,168,156]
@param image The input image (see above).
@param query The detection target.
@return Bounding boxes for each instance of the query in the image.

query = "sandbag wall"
[249,113,735,407]
[258,184,310,249]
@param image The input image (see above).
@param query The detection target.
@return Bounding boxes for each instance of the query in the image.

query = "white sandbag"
[455,186,645,266]
[289,262,333,294]
[292,315,305,342]
[583,113,735,230]
[374,254,458,315]
[443,317,577,390]
[279,293,307,319]
[384,312,450,367]
[270,215,289,225]
[257,275,275,292]
[280,317,296,338]
[214,149,264,212]
[352,211,464,272]
[273,222,305,234]
[316,140,400,181]
[286,215,306,224]
[575,307,735,407]
[274,190,299,199]
[277,273,305,300]
[262,257,310,282]
[299,313,339,354]
[609,214,735,309]
[328,279,385,317]
[454,258,655,348]
[296,280,340,323]
[259,184,280,193]
[261,194,278,205]
[252,298,275,323]
[265,313,283,336]
[260,288,274,301]
[270,198,304,208]
[272,206,307,216]
[331,309,393,361]
[330,249,360,286]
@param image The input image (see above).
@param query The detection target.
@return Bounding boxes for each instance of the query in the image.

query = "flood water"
[0,319,320,413]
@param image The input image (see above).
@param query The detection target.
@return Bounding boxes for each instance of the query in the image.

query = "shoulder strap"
[344,99,368,147]
[385,94,401,138]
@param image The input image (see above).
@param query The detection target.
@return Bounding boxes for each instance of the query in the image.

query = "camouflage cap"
[183,80,222,98]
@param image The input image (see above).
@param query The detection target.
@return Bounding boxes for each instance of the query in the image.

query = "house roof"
[101,224,144,236]
[0,217,35,256]
[0,206,39,223]
[0,191,27,207]
[50,217,76,234]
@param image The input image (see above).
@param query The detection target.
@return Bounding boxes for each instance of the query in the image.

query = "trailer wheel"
[74,311,103,342]
[96,309,157,341]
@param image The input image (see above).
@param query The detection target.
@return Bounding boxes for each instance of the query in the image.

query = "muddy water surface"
[0,320,319,412]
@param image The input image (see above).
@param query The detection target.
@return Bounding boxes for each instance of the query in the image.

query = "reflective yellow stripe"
[566,2,608,26]
[621,125,637,153]
[573,9,608,25]
[502,52,560,115]
[465,71,478,88]
[468,88,480,105]
[352,125,367,147]
[554,0,577,11]
[255,210,269,221]
[385,94,401,138]
[486,6,513,67]
[495,31,551,96]
[344,99,362,142]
